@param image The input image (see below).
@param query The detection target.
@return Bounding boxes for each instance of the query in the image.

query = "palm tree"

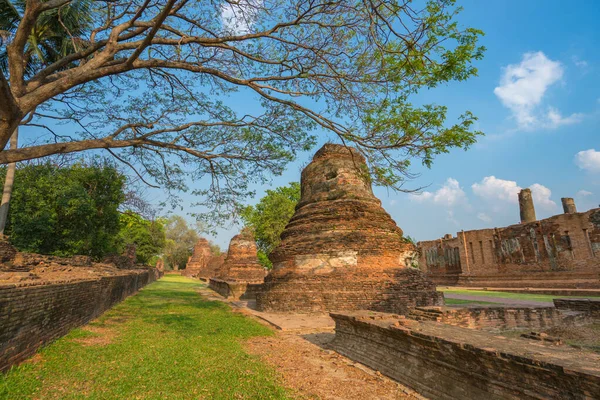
[0,0,92,235]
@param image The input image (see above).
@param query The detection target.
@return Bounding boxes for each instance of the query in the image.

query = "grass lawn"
[444,298,497,305]
[439,288,600,303]
[0,275,290,400]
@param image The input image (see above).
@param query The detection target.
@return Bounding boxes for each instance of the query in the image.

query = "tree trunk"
[0,128,19,236]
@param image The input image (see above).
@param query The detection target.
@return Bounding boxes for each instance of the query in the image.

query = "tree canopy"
[0,0,485,220]
[240,182,300,268]
[4,160,126,257]
[162,215,201,270]
[117,211,166,264]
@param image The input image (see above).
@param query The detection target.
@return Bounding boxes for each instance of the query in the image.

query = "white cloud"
[494,51,582,130]
[546,107,584,128]
[577,190,593,197]
[529,183,557,210]
[472,176,556,211]
[477,212,492,223]
[412,178,467,207]
[572,56,589,69]
[472,176,520,204]
[575,149,600,173]
[221,0,262,34]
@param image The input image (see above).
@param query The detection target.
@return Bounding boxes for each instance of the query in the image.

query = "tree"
[240,182,300,268]
[117,211,166,264]
[0,0,484,219]
[4,160,126,257]
[0,0,93,234]
[162,215,200,270]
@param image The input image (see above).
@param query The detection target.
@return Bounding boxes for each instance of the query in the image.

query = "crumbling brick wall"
[0,269,160,372]
[331,311,600,400]
[418,208,600,288]
[409,306,589,330]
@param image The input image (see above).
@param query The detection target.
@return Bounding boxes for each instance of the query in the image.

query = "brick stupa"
[183,238,212,278]
[256,143,443,313]
[217,229,266,282]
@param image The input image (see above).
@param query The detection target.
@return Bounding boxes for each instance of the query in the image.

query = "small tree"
[241,182,300,268]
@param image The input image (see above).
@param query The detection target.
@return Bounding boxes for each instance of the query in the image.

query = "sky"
[20,0,600,250]
[188,0,600,249]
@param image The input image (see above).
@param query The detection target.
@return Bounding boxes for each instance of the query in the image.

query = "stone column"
[561,198,577,214]
[518,189,536,223]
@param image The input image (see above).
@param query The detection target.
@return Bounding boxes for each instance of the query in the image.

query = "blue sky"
[194,0,600,249]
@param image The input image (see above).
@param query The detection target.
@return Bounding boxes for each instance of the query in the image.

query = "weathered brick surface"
[418,208,600,288]
[0,269,160,372]
[183,238,213,278]
[197,254,226,281]
[408,306,589,330]
[208,278,262,300]
[553,298,600,317]
[258,266,443,314]
[216,230,266,282]
[257,144,439,313]
[331,311,600,400]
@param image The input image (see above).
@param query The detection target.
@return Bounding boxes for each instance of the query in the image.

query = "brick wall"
[418,208,600,288]
[409,306,589,330]
[331,311,600,400]
[553,298,600,317]
[0,269,160,372]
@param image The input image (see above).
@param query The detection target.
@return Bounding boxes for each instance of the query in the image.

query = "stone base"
[256,268,443,313]
[208,278,263,301]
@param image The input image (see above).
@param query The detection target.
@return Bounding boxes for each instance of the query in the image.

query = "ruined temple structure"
[256,143,443,313]
[419,196,600,288]
[217,229,266,282]
[182,238,213,278]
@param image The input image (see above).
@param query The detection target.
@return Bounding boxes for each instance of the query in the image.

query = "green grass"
[0,275,291,400]
[439,288,600,303]
[444,298,497,305]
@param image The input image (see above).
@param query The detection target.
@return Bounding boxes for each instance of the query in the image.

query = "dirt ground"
[245,331,423,400]
[543,323,600,352]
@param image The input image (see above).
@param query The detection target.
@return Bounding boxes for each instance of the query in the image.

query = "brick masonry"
[183,238,213,278]
[418,208,600,288]
[216,230,266,282]
[0,269,161,372]
[257,144,440,313]
[330,311,600,400]
[208,278,262,301]
[553,298,600,317]
[408,306,589,330]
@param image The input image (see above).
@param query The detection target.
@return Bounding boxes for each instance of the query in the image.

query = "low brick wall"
[409,306,589,330]
[208,278,263,300]
[554,298,600,317]
[331,311,600,400]
[0,269,160,372]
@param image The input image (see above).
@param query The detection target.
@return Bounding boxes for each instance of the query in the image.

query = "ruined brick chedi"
[217,229,266,282]
[256,144,443,313]
[184,238,223,279]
